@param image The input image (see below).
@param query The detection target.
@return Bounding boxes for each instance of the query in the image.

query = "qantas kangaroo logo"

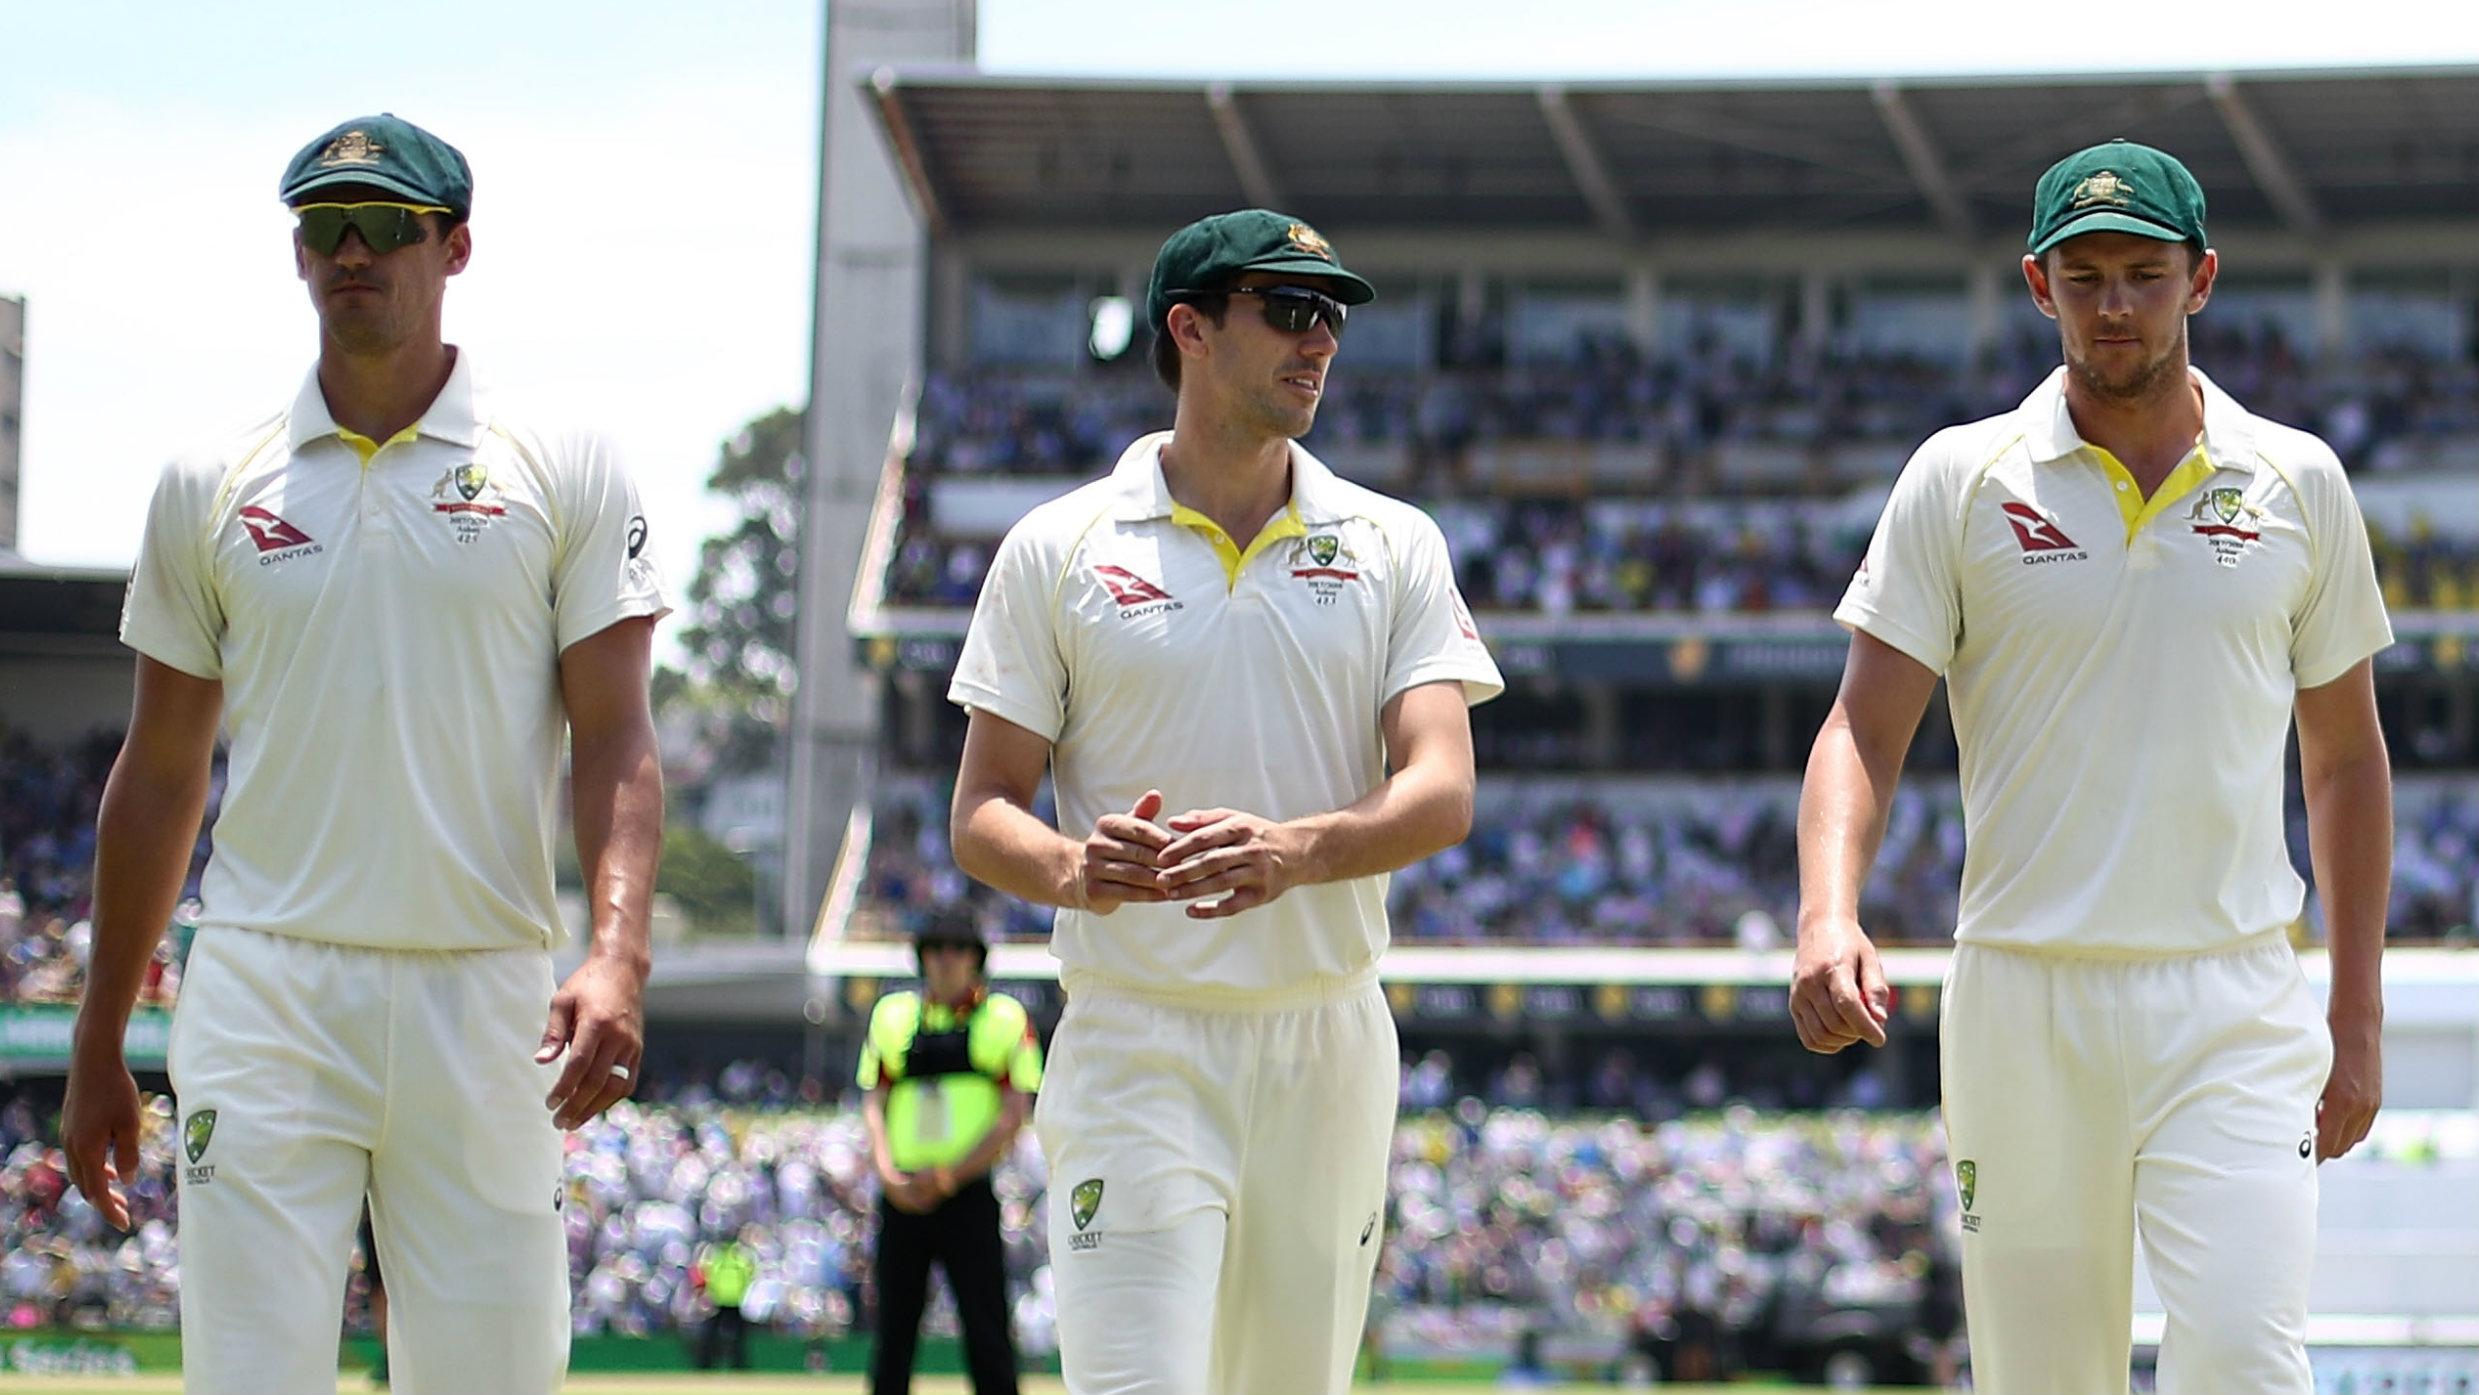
[1094,565,1178,614]
[1999,501,2088,566]
[238,505,324,565]
[239,505,314,552]
[2000,502,2079,553]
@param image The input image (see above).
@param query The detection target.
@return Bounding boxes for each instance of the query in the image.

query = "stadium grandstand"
[2,6,2478,1382]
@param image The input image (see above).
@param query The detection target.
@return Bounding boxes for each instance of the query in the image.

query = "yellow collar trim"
[1170,499,1308,590]
[335,422,423,467]
[2091,440,2218,545]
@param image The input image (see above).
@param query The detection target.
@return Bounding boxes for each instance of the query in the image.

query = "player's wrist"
[581,940,653,985]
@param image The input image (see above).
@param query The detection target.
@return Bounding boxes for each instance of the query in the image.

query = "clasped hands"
[1077,789,1302,919]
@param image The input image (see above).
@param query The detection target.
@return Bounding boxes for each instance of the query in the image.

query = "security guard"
[859,916,1043,1395]
[693,1226,760,1370]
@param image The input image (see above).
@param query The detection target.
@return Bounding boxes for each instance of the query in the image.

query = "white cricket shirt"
[120,352,669,951]
[1838,366,2392,955]
[950,433,1504,1000]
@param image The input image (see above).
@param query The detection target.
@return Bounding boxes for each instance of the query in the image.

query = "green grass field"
[0,1380,1929,1394]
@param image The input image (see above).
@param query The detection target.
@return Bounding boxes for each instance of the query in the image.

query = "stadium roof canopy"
[0,555,128,643]
[863,65,2479,240]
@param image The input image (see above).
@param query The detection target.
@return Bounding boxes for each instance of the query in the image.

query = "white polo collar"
[286,346,485,452]
[2019,364,2258,473]
[1104,431,1351,523]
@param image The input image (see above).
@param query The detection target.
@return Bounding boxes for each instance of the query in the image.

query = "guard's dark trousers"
[871,1176,1020,1395]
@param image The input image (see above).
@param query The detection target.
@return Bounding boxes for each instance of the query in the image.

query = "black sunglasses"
[1177,285,1348,339]
[292,201,450,256]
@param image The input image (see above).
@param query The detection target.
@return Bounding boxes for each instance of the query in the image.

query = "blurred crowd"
[1377,1105,1948,1361]
[861,782,2479,949]
[0,1065,2470,1350]
[0,1094,180,1330]
[888,494,2479,615]
[887,327,2479,615]
[0,1063,1953,1353]
[911,327,2479,477]
[0,728,213,1007]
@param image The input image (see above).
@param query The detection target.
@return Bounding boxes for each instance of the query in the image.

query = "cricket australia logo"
[1067,1178,1104,1251]
[1956,1159,1979,1233]
[431,461,509,544]
[183,1109,219,1186]
[2185,486,2265,567]
[1288,531,1362,606]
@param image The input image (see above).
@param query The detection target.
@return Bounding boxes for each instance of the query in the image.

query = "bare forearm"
[78,763,212,1042]
[2305,753,2391,1013]
[954,794,1083,908]
[1285,758,1473,887]
[571,730,661,978]
[1796,716,1901,932]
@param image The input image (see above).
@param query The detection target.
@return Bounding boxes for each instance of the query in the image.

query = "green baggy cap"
[2028,139,2206,256]
[280,113,473,221]
[1146,209,1375,332]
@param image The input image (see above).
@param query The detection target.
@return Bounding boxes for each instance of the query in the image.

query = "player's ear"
[2021,253,2058,321]
[2186,246,2217,315]
[293,230,311,282]
[1166,302,1211,353]
[442,222,473,277]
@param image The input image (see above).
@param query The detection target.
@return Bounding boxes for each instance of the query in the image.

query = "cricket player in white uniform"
[62,114,667,1394]
[949,209,1503,1395]
[1792,140,2394,1394]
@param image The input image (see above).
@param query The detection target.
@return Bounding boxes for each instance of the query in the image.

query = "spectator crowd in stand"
[0,1060,1959,1357]
[862,782,2479,951]
[887,329,2479,616]
[911,327,2479,480]
[0,729,211,1007]
[4,1062,2465,1357]
[889,494,2479,616]
[3,731,2475,1007]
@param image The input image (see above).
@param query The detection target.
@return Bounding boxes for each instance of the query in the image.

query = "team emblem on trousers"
[184,1109,217,1165]
[1068,1178,1105,1251]
[1070,1178,1104,1230]
[183,1109,220,1187]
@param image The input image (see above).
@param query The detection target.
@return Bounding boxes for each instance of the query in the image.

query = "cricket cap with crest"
[1146,209,1375,332]
[280,113,473,220]
[2028,138,2206,255]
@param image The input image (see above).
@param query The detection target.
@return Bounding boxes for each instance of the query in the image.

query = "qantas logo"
[2000,502,2087,565]
[238,506,323,565]
[239,506,312,552]
[1094,564,1181,616]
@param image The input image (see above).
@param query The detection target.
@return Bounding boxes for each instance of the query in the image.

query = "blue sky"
[4,0,2473,619]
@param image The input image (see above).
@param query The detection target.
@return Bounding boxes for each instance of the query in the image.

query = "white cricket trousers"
[170,927,569,1395]
[1941,931,2331,1395]
[1036,973,1397,1395]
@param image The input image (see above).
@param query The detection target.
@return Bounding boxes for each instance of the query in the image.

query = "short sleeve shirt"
[857,990,1043,1171]
[1836,367,2393,953]
[119,352,669,951]
[949,434,1504,1000]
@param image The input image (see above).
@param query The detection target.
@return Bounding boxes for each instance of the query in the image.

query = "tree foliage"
[662,406,803,775]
